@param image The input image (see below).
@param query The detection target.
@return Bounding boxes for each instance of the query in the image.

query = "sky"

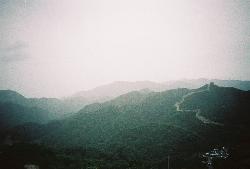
[0,0,249,97]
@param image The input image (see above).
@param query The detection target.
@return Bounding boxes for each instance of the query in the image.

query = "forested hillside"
[1,84,250,169]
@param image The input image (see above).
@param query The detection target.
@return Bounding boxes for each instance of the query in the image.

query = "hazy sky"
[0,0,249,97]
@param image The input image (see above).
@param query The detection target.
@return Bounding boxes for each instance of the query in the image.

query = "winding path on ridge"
[174,84,224,126]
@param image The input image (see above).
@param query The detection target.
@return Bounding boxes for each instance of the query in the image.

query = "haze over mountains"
[1,79,250,118]
[66,79,250,112]
[0,79,250,169]
[68,79,250,99]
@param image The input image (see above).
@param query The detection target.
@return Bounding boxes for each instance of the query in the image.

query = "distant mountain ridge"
[66,79,250,107]
[1,79,250,116]
[70,79,250,98]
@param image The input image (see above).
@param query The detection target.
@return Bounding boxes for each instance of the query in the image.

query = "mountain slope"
[180,84,250,125]
[0,90,81,119]
[0,90,27,105]
[0,103,49,130]
[38,85,250,155]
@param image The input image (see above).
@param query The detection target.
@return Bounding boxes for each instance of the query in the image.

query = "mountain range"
[2,79,250,120]
[0,80,250,169]
[68,79,250,102]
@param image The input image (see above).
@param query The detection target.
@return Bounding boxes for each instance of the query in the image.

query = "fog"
[0,0,249,97]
